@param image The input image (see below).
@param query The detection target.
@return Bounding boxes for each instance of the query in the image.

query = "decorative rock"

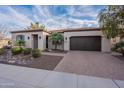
[0,49,33,65]
[0,56,4,59]
[48,49,52,52]
[31,57,34,60]
[8,60,15,64]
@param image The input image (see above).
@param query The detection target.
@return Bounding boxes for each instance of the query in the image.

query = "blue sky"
[0,5,105,36]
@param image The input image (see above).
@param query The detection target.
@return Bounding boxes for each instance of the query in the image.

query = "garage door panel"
[70,36,101,51]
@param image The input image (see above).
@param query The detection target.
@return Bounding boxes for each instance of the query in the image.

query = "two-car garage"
[49,28,111,52]
[70,36,101,51]
[63,28,111,52]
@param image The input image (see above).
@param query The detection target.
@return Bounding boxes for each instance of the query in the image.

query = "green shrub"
[32,49,41,58]
[112,41,124,56]
[11,47,23,55]
[0,48,4,55]
[23,48,32,55]
[49,32,64,49]
[112,41,124,51]
[111,47,116,51]
[14,40,25,46]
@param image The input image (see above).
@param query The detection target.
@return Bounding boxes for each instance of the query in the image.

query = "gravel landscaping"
[0,49,63,70]
[43,49,68,54]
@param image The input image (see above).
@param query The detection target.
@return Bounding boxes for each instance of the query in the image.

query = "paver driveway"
[54,51,124,80]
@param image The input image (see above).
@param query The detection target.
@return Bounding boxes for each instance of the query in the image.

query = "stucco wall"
[101,36,111,52]
[48,40,64,50]
[11,31,47,50]
[64,31,111,52]
[12,30,111,52]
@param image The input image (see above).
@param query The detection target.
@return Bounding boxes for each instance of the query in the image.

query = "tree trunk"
[122,53,124,57]
[121,48,124,57]
[55,44,57,50]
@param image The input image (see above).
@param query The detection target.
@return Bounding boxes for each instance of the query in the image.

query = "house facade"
[11,29,49,50]
[11,28,111,52]
[48,28,111,52]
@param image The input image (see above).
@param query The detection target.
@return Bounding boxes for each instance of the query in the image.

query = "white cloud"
[0,5,100,35]
[32,5,99,30]
[68,18,98,27]
[67,6,98,19]
[0,6,35,37]
[9,8,30,22]
[8,7,33,26]
[34,6,47,18]
[0,6,34,30]
[34,5,52,19]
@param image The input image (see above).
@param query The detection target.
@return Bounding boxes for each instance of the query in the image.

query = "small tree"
[15,40,25,47]
[27,22,45,30]
[98,5,124,39]
[49,32,64,50]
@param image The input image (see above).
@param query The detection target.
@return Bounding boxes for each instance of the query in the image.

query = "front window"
[16,35,25,41]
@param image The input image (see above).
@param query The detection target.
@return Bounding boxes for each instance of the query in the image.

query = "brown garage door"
[70,36,101,51]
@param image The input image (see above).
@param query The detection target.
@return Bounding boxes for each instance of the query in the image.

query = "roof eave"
[11,29,50,34]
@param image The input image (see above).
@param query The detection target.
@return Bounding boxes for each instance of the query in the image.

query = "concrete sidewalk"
[0,63,123,88]
[42,52,66,56]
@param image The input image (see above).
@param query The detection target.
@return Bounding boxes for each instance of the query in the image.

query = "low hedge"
[32,49,41,58]
[23,48,32,55]
[11,47,23,55]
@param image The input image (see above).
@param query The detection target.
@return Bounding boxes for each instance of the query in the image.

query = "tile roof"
[49,27,101,33]
[11,27,101,34]
[11,29,50,34]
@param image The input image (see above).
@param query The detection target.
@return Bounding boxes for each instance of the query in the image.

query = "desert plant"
[27,22,45,30]
[15,40,25,47]
[0,48,4,55]
[49,32,64,50]
[32,49,41,58]
[11,47,23,55]
[111,41,124,56]
[23,48,32,55]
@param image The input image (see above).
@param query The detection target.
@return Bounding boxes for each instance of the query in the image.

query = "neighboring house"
[11,28,111,52]
[0,38,10,48]
[0,33,10,48]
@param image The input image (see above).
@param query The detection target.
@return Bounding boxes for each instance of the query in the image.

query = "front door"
[46,35,48,49]
[33,35,38,49]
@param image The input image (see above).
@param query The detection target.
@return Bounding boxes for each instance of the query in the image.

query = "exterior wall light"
[39,36,41,39]
[65,37,67,40]
[28,36,30,39]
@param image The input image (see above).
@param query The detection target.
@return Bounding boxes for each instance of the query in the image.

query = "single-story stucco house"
[11,29,49,50]
[11,27,111,52]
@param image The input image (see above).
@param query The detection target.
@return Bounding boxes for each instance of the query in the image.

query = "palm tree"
[49,32,64,50]
[27,22,45,30]
[98,5,124,39]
